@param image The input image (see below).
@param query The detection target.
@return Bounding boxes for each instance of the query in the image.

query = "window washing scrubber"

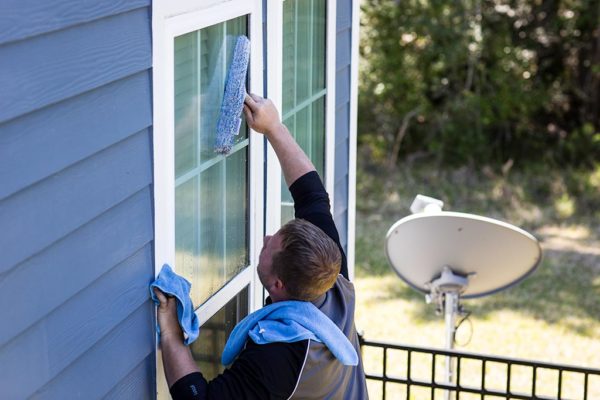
[214,35,251,155]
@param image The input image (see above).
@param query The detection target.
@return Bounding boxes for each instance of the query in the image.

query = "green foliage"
[359,0,600,167]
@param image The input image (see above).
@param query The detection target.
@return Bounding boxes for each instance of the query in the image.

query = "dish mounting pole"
[427,266,468,400]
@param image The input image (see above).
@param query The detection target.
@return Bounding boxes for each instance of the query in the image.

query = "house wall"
[0,0,356,397]
[0,1,156,398]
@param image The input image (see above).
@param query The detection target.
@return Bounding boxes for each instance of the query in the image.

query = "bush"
[359,0,600,168]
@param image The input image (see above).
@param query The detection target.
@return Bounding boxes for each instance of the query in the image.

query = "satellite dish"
[385,210,542,299]
[385,195,542,399]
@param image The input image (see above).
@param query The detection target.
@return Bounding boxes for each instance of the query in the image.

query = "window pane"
[198,19,249,164]
[296,0,312,103]
[199,24,226,163]
[296,106,311,157]
[175,32,198,178]
[175,178,199,285]
[174,16,249,307]
[190,286,249,380]
[198,162,225,305]
[281,204,295,225]
[312,0,326,92]
[281,0,327,224]
[225,149,248,278]
[282,2,296,115]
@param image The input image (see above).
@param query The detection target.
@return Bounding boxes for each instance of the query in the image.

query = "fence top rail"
[360,339,600,374]
[363,373,558,400]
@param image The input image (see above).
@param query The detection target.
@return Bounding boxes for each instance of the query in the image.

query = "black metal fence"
[359,338,600,400]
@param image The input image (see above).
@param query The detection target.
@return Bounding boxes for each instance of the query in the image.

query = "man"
[154,93,368,399]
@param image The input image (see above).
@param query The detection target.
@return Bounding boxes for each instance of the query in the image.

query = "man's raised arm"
[244,93,348,279]
[244,93,315,186]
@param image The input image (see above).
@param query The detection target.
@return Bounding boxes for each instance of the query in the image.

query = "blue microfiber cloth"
[222,300,358,366]
[149,264,199,346]
[214,35,250,155]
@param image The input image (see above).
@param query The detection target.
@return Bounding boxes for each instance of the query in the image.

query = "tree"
[359,0,600,167]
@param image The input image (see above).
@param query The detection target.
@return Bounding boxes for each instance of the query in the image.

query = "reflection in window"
[281,0,327,223]
[190,286,249,380]
[174,16,249,307]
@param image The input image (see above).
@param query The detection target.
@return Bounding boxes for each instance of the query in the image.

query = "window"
[174,16,250,307]
[153,1,263,397]
[281,0,328,223]
[265,0,336,230]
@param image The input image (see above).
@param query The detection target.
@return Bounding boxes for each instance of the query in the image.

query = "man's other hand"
[243,93,283,135]
[153,287,184,343]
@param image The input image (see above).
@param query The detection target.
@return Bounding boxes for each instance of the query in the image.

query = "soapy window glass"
[174,16,249,307]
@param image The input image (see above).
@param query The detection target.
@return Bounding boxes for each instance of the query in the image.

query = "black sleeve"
[170,340,308,400]
[170,372,206,399]
[289,171,349,279]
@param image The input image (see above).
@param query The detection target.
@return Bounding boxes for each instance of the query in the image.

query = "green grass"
[354,161,600,398]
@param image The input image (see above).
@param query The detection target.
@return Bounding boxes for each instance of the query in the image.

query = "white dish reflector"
[385,212,542,298]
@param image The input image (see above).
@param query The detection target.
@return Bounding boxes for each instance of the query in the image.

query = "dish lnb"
[410,194,444,214]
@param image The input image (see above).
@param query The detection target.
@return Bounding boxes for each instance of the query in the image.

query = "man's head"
[257,219,342,302]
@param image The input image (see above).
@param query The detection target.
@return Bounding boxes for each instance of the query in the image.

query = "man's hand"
[244,93,315,185]
[153,287,183,343]
[153,288,200,387]
[243,93,283,136]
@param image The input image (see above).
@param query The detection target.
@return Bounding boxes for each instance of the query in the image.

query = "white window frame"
[265,0,337,237]
[348,0,360,281]
[152,0,264,397]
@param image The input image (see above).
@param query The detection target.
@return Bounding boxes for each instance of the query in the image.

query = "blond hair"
[272,219,341,301]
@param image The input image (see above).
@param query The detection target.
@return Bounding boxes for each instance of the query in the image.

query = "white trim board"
[325,0,337,206]
[265,0,284,237]
[347,0,360,281]
[194,266,256,326]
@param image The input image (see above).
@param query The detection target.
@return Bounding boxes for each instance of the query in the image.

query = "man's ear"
[273,278,285,291]
[271,278,288,300]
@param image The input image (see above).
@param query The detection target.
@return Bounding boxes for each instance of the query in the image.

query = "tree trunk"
[387,107,421,171]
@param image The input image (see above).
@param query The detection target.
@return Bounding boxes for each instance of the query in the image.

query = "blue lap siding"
[0,2,155,398]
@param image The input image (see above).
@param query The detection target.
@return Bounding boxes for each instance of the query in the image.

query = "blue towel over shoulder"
[150,264,199,346]
[222,300,358,366]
